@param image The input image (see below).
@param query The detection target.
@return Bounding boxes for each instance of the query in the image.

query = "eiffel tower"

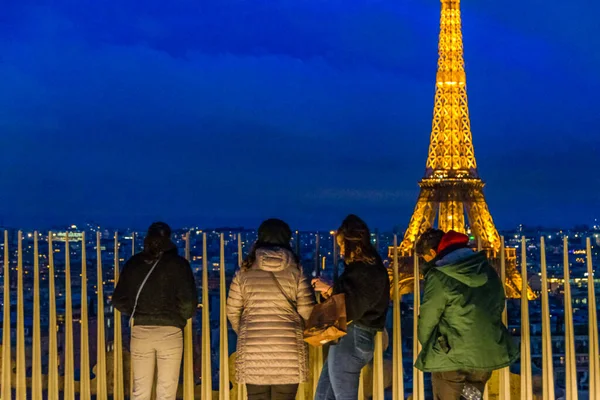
[390,0,532,299]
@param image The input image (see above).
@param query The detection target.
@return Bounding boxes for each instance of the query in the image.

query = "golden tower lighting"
[391,0,531,298]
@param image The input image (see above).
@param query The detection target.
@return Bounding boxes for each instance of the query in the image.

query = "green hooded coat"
[415,251,519,372]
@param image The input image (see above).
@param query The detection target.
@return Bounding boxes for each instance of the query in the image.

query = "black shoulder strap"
[129,256,161,327]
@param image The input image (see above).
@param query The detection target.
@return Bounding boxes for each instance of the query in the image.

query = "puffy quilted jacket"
[227,247,315,385]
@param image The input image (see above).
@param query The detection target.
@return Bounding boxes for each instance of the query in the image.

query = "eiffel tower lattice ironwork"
[391,0,533,299]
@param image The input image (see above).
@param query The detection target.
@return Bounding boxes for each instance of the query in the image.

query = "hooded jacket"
[112,245,198,330]
[227,247,315,385]
[415,232,519,372]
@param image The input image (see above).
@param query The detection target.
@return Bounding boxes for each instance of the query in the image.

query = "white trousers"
[131,325,183,400]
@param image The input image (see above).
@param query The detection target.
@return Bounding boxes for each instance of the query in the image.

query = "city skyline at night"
[1,2,599,398]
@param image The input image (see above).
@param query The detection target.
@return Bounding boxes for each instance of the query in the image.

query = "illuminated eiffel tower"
[391,0,532,299]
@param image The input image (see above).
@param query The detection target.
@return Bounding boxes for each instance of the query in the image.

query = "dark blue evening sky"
[1,0,599,230]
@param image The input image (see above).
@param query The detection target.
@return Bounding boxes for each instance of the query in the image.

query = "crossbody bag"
[270,272,347,346]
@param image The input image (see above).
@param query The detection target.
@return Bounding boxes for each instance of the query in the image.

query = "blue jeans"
[315,325,376,400]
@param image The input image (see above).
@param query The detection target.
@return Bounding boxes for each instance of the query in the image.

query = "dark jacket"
[333,255,390,330]
[415,232,519,372]
[112,246,198,330]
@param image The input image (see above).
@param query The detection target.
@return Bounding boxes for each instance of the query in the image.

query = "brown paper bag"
[303,293,347,346]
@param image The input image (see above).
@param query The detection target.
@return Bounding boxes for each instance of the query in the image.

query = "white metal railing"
[0,231,598,399]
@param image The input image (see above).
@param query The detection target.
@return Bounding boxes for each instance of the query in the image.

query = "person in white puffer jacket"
[227,219,315,400]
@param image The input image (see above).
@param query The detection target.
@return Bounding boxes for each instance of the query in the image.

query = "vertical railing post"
[1,231,11,400]
[183,231,195,400]
[237,232,247,400]
[48,232,59,399]
[201,233,212,400]
[32,232,43,400]
[97,231,108,399]
[476,230,486,400]
[311,345,323,398]
[113,232,125,400]
[238,233,243,269]
[586,237,600,399]
[308,348,316,400]
[64,233,75,399]
[372,332,384,400]
[219,233,230,400]
[132,232,136,256]
[129,232,136,399]
[563,236,578,399]
[392,235,404,400]
[480,238,488,399]
[520,237,532,400]
[80,232,92,398]
[539,237,555,399]
[498,237,510,399]
[358,368,365,400]
[311,233,325,399]
[412,253,424,400]
[16,231,26,398]
[332,232,339,282]
[477,230,485,400]
[478,234,489,400]
[315,232,320,276]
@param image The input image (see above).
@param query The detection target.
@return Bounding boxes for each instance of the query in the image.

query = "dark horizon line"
[1,220,598,235]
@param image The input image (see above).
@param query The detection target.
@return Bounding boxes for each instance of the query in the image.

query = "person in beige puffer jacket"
[227,219,315,400]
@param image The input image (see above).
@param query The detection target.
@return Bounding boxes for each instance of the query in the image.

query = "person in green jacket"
[414,229,519,400]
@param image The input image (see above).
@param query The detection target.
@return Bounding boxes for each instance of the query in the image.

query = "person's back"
[112,222,197,400]
[415,229,518,400]
[312,214,390,400]
[227,219,315,400]
[116,249,197,329]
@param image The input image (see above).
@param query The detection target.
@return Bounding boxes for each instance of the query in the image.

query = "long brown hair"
[337,214,379,264]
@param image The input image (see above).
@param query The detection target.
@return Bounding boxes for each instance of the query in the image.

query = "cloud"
[0,16,429,228]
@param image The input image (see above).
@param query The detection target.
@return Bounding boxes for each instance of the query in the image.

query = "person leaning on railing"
[112,222,198,400]
[414,228,519,400]
[312,214,390,400]
[227,219,316,400]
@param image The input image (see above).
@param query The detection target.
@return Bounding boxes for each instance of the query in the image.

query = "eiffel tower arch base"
[389,179,533,299]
